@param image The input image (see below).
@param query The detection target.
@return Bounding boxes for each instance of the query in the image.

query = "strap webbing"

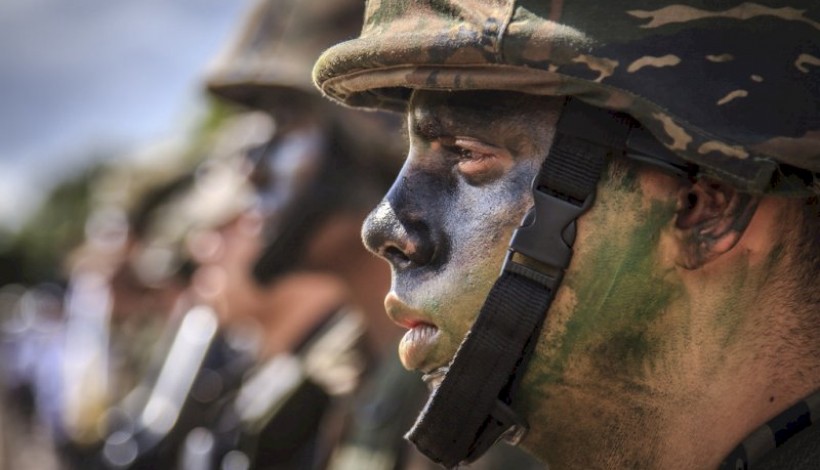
[407,271,554,467]
[406,98,611,468]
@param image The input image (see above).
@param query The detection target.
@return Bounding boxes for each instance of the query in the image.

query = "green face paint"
[524,165,682,393]
[370,90,557,374]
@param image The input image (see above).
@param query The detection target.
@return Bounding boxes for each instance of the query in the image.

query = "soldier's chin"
[421,366,449,392]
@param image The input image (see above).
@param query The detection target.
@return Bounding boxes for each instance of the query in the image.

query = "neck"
[522,283,817,470]
[520,198,820,469]
[658,201,820,468]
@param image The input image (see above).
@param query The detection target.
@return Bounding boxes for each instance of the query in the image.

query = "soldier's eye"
[442,137,512,184]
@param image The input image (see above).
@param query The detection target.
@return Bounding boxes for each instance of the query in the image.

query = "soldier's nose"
[362,200,435,270]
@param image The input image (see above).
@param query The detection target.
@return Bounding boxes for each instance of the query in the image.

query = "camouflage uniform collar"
[720,388,820,469]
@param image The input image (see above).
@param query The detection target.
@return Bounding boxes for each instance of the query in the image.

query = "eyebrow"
[411,111,446,140]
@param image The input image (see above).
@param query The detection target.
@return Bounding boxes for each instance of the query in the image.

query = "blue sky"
[0,0,252,229]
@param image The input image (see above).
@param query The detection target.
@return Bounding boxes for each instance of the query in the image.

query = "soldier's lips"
[385,292,442,372]
[398,323,441,371]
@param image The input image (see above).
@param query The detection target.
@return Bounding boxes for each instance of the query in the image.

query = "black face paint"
[249,122,362,284]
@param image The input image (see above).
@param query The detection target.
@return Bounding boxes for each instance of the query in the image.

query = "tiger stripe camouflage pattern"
[313,1,820,196]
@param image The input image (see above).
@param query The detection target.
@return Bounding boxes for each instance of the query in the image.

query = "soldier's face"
[251,125,324,222]
[363,89,695,459]
[362,90,563,373]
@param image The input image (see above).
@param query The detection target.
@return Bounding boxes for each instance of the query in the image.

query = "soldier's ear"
[674,178,760,269]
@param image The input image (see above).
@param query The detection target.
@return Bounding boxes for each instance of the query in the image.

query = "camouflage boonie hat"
[206,0,365,109]
[314,1,820,195]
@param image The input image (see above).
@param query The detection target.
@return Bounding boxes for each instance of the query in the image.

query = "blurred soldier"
[204,0,411,468]
[205,1,541,469]
[171,117,364,470]
[53,147,211,467]
[81,112,363,470]
[80,114,270,469]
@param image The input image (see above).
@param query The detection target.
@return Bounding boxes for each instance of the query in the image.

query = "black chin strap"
[406,98,657,468]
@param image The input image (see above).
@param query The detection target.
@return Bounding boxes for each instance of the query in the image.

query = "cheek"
[454,162,536,254]
[432,165,536,334]
[529,177,681,388]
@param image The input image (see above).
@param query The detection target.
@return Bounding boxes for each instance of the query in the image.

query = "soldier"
[51,148,218,468]
[313,1,820,469]
[89,114,362,470]
[88,136,260,470]
[65,155,199,420]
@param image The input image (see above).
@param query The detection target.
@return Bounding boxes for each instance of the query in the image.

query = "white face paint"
[362,90,561,373]
[253,125,325,226]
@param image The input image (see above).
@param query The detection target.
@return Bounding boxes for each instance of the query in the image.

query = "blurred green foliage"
[0,164,105,285]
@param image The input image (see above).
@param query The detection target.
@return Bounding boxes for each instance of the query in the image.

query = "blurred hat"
[206,0,365,110]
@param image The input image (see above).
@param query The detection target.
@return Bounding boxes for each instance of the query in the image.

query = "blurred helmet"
[314,0,820,196]
[206,0,366,111]
[205,0,407,284]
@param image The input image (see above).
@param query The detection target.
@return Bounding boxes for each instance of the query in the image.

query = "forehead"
[408,90,563,142]
[408,90,564,155]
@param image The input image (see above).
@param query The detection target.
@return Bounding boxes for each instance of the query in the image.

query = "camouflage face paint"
[526,165,682,390]
[512,167,796,467]
[503,162,687,467]
[361,87,806,469]
[363,90,563,373]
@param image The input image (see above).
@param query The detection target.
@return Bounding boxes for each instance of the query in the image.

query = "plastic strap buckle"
[502,187,594,291]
